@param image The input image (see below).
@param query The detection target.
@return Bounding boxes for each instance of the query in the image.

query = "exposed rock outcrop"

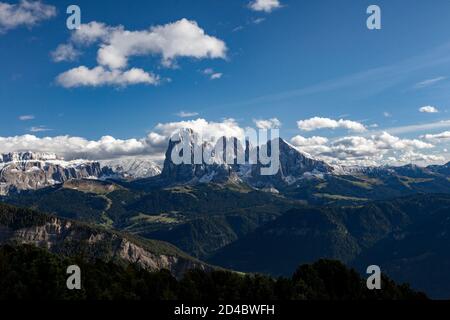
[0,204,212,277]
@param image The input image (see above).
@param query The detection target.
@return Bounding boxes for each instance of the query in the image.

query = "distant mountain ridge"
[100,157,162,180]
[146,130,450,202]
[0,152,104,196]
[0,152,161,195]
[1,130,450,199]
[2,137,450,298]
[208,193,450,298]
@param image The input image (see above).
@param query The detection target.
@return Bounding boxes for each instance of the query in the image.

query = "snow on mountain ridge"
[100,157,161,179]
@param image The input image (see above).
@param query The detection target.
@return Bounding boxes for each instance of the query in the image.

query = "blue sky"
[1,0,450,165]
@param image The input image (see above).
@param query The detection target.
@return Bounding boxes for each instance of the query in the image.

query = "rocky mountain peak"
[159,130,334,187]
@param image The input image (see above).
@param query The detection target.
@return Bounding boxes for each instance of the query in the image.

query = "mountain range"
[2,131,450,200]
[1,130,450,298]
[0,152,161,195]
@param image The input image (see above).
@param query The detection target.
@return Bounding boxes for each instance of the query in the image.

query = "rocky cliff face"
[160,130,239,184]
[160,130,333,189]
[247,138,334,189]
[0,152,103,195]
[0,204,211,277]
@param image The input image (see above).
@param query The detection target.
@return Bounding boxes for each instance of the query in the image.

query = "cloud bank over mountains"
[1,117,448,167]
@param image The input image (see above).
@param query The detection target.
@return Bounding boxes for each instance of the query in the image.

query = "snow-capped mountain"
[2,133,449,196]
[0,152,103,195]
[160,129,243,184]
[0,152,163,195]
[159,129,333,188]
[100,157,162,180]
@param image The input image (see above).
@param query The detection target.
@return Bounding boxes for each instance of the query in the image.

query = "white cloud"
[398,151,445,164]
[291,135,328,146]
[252,17,266,24]
[414,76,446,89]
[210,73,223,80]
[19,115,34,121]
[54,18,227,87]
[253,118,281,129]
[0,0,56,33]
[0,134,159,161]
[56,66,159,88]
[203,68,223,80]
[419,106,439,113]
[1,117,447,166]
[154,118,246,143]
[51,44,80,62]
[297,117,367,132]
[422,131,450,142]
[383,112,392,118]
[29,125,51,132]
[71,21,112,45]
[290,135,330,156]
[176,111,199,118]
[0,118,247,162]
[382,120,450,135]
[59,19,227,68]
[248,0,281,13]
[291,131,437,167]
[232,25,244,32]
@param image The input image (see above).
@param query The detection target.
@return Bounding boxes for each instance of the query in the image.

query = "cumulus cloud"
[0,134,160,161]
[70,21,112,45]
[51,19,227,87]
[154,118,246,143]
[53,18,227,87]
[290,135,330,156]
[297,117,367,132]
[0,118,247,162]
[248,0,281,12]
[56,66,159,88]
[0,0,56,33]
[96,19,226,69]
[397,151,445,164]
[291,131,436,166]
[253,118,281,129]
[0,118,446,166]
[419,106,439,113]
[51,43,80,62]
